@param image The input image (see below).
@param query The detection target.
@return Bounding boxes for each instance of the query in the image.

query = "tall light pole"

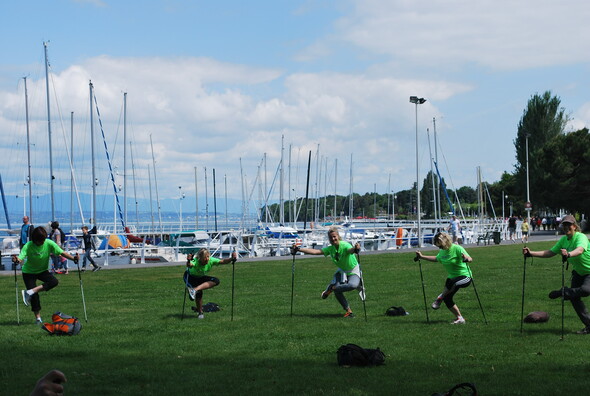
[410,96,426,247]
[525,133,531,224]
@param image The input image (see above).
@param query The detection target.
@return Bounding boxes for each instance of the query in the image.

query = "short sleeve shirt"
[321,241,359,275]
[188,256,221,277]
[550,232,590,276]
[436,244,471,278]
[19,239,64,274]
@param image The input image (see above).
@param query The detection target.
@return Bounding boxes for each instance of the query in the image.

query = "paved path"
[0,230,563,276]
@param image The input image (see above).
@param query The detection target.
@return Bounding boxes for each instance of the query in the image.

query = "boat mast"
[194,166,199,229]
[279,136,284,225]
[89,81,97,226]
[123,92,128,227]
[70,111,74,232]
[44,42,55,220]
[149,134,163,239]
[24,77,33,223]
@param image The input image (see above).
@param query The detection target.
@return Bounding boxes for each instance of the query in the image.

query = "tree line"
[265,91,588,222]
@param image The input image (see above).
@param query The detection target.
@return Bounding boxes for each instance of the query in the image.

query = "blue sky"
[1,0,589,219]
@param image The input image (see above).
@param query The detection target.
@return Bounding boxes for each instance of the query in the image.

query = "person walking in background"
[12,226,79,324]
[20,215,34,248]
[81,225,101,272]
[508,215,517,242]
[448,215,462,244]
[184,248,237,319]
[291,227,362,318]
[523,215,590,334]
[415,232,473,325]
[49,221,68,274]
[521,218,530,243]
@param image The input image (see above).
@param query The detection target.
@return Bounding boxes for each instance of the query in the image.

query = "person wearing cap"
[522,215,590,334]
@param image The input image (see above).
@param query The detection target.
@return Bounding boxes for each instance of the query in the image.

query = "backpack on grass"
[42,312,82,336]
[337,344,385,367]
[385,306,408,316]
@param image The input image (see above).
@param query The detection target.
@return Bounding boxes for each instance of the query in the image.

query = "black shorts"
[183,273,220,288]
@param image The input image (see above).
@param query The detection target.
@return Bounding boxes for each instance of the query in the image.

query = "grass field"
[1,240,589,395]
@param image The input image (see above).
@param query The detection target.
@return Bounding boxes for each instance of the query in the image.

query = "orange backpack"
[42,312,82,336]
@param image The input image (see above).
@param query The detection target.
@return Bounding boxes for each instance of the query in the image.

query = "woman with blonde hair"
[415,232,473,324]
[291,227,361,318]
[184,248,237,319]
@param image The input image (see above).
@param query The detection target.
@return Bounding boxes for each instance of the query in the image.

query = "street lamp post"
[525,133,531,224]
[410,96,426,247]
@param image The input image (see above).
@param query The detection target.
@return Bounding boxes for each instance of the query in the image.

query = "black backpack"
[385,306,408,316]
[337,344,385,367]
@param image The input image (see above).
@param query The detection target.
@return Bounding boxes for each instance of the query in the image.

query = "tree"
[514,91,569,206]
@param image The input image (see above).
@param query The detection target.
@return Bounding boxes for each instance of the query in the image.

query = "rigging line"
[48,66,86,225]
[437,139,466,221]
[93,91,125,229]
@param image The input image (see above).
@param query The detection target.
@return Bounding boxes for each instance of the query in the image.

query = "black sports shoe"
[549,289,567,299]
[576,327,590,335]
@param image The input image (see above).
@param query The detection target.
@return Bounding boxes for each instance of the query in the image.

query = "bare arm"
[523,246,556,258]
[291,245,323,255]
[415,251,437,262]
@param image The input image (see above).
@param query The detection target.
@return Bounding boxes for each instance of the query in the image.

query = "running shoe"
[431,298,443,310]
[576,327,590,335]
[187,286,196,301]
[549,288,567,299]
[343,311,355,318]
[35,318,43,325]
[22,290,31,307]
[92,266,102,272]
[451,317,466,324]
[321,289,333,299]
[197,313,205,319]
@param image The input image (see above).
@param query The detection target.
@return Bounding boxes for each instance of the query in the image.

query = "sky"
[0,0,589,219]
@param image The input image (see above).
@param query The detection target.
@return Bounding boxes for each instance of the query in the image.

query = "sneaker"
[549,289,568,300]
[451,317,466,324]
[431,298,443,310]
[92,266,102,272]
[321,288,333,299]
[576,327,590,335]
[22,290,31,307]
[358,286,366,302]
[35,318,43,325]
[81,267,86,272]
[343,311,355,318]
[187,287,196,301]
[197,313,205,319]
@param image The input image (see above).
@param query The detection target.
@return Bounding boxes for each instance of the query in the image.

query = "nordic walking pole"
[520,250,530,333]
[72,253,87,322]
[465,259,488,325]
[414,255,430,324]
[9,253,20,325]
[181,268,189,320]
[231,249,236,322]
[561,254,568,340]
[291,151,312,317]
[355,248,368,322]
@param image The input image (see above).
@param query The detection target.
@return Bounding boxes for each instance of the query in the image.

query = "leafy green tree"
[514,91,569,205]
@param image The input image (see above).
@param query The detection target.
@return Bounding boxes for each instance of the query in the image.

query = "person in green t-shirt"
[291,227,361,318]
[184,248,237,319]
[12,226,79,324]
[523,215,590,334]
[416,232,473,324]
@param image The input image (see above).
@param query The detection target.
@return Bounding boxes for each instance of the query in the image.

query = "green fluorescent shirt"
[188,256,221,277]
[550,232,590,276]
[321,241,358,275]
[436,244,471,278]
[19,239,64,274]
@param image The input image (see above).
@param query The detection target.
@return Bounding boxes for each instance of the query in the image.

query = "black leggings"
[443,276,472,308]
[22,271,59,312]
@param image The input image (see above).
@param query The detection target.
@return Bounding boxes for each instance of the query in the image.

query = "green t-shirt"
[188,256,221,277]
[18,239,64,274]
[321,241,358,275]
[436,244,471,278]
[550,232,590,276]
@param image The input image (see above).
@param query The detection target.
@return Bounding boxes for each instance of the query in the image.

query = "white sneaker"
[197,313,204,319]
[358,286,366,301]
[187,287,196,301]
[431,298,442,310]
[451,317,466,324]
[35,318,43,325]
[22,290,31,306]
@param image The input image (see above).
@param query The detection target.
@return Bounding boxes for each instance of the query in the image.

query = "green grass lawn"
[2,240,589,395]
